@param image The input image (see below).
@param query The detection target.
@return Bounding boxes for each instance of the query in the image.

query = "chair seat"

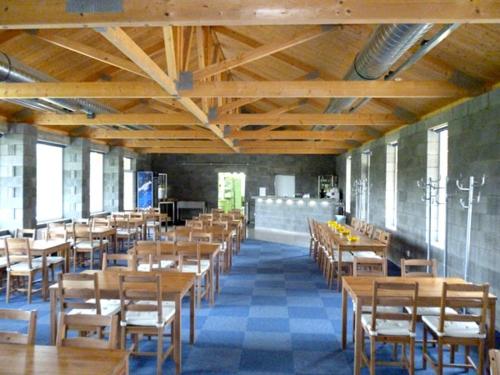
[352,251,380,259]
[405,306,457,316]
[181,260,210,275]
[74,240,105,250]
[46,256,65,264]
[333,251,354,263]
[9,260,43,272]
[116,230,135,236]
[122,301,175,326]
[354,304,401,314]
[422,315,485,338]
[137,260,175,272]
[0,256,8,268]
[361,314,415,337]
[69,299,121,316]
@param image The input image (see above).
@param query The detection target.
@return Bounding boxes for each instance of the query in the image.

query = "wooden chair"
[56,313,118,349]
[177,242,210,306]
[185,220,203,230]
[189,231,213,243]
[4,238,43,303]
[118,274,177,375]
[165,227,191,242]
[0,309,37,344]
[102,253,136,272]
[379,230,392,247]
[422,283,489,374]
[372,228,383,240]
[490,349,500,375]
[207,226,231,273]
[72,223,106,271]
[112,216,138,251]
[325,233,353,290]
[401,259,438,278]
[133,241,160,272]
[307,218,316,258]
[361,281,419,375]
[15,229,36,239]
[365,223,374,238]
[58,272,120,316]
[351,217,358,229]
[353,256,387,277]
[359,221,368,233]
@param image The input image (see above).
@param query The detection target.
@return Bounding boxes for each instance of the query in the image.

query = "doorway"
[218,172,246,212]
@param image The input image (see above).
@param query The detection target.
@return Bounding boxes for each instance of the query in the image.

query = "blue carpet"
[0,239,497,374]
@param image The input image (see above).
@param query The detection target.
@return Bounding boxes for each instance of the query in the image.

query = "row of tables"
[327,224,498,375]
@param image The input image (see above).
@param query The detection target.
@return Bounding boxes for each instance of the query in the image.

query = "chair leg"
[27,273,32,304]
[409,339,415,375]
[478,339,484,375]
[450,344,455,363]
[369,336,376,375]
[157,326,164,375]
[437,338,443,375]
[5,272,11,303]
[422,325,427,369]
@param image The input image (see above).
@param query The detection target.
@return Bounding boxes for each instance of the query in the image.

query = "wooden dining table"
[49,270,196,374]
[0,343,129,374]
[341,276,497,375]
[0,238,71,300]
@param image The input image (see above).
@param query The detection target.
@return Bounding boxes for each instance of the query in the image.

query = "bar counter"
[253,196,338,234]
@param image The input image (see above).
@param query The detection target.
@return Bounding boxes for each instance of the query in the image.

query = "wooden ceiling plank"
[137,147,233,154]
[0,80,467,99]
[193,26,333,81]
[239,140,352,149]
[2,1,499,29]
[98,27,237,151]
[229,130,368,140]
[91,129,217,139]
[121,140,225,148]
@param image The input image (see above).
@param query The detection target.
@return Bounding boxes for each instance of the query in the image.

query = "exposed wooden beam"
[239,140,352,149]
[195,26,209,112]
[240,148,343,155]
[0,81,467,99]
[193,26,332,81]
[120,140,226,148]
[1,1,498,29]
[162,26,178,80]
[216,98,258,114]
[28,112,404,127]
[91,130,217,139]
[33,32,150,79]
[229,130,368,140]
[264,99,308,116]
[137,147,233,154]
[98,27,237,151]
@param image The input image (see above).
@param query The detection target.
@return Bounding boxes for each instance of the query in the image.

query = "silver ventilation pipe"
[0,52,116,116]
[323,24,433,116]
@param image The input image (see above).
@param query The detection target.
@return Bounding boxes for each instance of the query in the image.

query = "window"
[89,151,104,213]
[123,157,134,211]
[345,156,351,213]
[36,143,63,222]
[385,142,398,230]
[427,125,448,249]
[360,151,371,221]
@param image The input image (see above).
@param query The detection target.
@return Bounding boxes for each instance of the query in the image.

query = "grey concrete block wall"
[150,154,337,226]
[336,88,500,328]
[0,124,37,229]
[63,138,90,219]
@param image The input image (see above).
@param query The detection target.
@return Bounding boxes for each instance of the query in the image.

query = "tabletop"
[0,343,128,375]
[328,225,386,250]
[0,239,70,252]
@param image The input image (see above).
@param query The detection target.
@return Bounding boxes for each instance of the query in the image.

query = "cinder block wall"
[336,89,500,327]
[150,154,337,225]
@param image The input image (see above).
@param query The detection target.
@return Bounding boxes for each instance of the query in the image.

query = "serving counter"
[253,196,338,234]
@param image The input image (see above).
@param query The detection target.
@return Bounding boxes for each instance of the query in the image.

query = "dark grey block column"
[0,124,37,230]
[63,138,90,219]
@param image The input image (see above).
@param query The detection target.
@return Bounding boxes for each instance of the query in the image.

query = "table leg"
[209,254,215,305]
[42,254,48,301]
[174,294,181,375]
[341,284,348,350]
[337,250,343,292]
[215,252,220,295]
[354,298,362,375]
[50,287,57,344]
[64,245,70,273]
[190,285,196,344]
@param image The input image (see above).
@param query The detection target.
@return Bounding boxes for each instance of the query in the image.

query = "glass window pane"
[89,152,104,213]
[385,143,398,230]
[36,143,63,222]
[124,171,134,211]
[123,157,131,171]
[345,157,351,213]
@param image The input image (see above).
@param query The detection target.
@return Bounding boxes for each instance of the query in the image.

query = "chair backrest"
[0,309,37,345]
[211,208,224,215]
[92,217,111,229]
[358,221,367,233]
[189,231,213,243]
[401,258,438,277]
[353,256,387,277]
[437,282,489,336]
[15,229,36,240]
[371,281,418,335]
[102,253,136,272]
[58,273,101,314]
[372,228,383,240]
[72,223,92,242]
[112,216,131,232]
[365,224,374,238]
[133,241,160,266]
[176,242,202,274]
[207,227,228,243]
[45,222,68,241]
[129,212,144,219]
[168,227,191,242]
[379,231,391,246]
[56,313,118,349]
[185,220,203,230]
[211,221,229,230]
[351,217,358,229]
[199,213,213,220]
[119,274,163,327]
[4,238,34,268]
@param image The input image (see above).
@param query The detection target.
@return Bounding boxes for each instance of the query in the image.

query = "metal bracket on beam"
[208,107,218,122]
[363,127,382,138]
[393,106,418,123]
[223,125,231,137]
[66,0,123,13]
[232,139,240,147]
[304,71,320,80]
[176,71,193,91]
[449,70,485,95]
[345,139,362,148]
